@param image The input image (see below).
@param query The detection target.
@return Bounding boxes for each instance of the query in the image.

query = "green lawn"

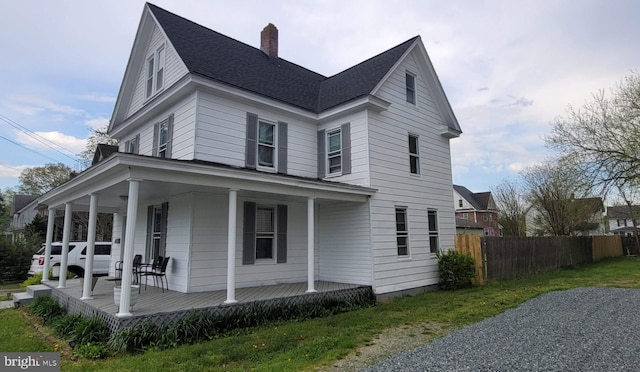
[4,257,640,371]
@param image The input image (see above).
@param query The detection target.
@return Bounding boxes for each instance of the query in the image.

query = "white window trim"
[428,209,439,255]
[125,136,138,154]
[396,207,410,258]
[326,127,342,176]
[257,120,277,172]
[409,133,420,175]
[255,205,277,263]
[157,119,169,158]
[145,43,166,100]
[406,71,417,105]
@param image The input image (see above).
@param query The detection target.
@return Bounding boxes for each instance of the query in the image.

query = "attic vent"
[260,23,278,58]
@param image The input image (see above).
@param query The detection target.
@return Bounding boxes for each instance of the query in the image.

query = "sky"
[1,0,639,194]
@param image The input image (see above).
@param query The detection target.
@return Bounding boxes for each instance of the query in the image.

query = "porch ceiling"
[40,153,376,210]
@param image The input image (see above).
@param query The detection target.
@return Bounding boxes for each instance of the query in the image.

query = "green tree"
[18,163,73,195]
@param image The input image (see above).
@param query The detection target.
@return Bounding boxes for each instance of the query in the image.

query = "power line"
[0,134,62,163]
[0,113,78,162]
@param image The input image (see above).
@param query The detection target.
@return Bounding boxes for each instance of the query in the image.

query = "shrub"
[107,321,161,353]
[21,272,43,287]
[438,250,476,290]
[28,296,64,323]
[51,313,83,339]
[71,317,107,345]
[74,342,112,360]
[0,239,38,283]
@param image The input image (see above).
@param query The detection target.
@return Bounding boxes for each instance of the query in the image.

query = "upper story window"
[258,121,275,168]
[158,120,169,158]
[396,207,409,256]
[146,44,166,99]
[153,114,173,159]
[458,199,463,208]
[406,72,416,104]
[428,209,439,254]
[125,135,139,154]
[245,112,288,174]
[409,134,420,174]
[327,128,342,174]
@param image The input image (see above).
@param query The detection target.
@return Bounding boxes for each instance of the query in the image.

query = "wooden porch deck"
[43,278,367,331]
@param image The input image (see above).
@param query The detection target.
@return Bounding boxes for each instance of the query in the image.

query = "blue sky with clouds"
[1,0,639,194]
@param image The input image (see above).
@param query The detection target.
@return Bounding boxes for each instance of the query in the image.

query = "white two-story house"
[38,3,461,315]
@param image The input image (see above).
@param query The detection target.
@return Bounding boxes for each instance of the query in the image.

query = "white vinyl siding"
[126,92,196,159]
[318,111,371,187]
[195,91,316,178]
[189,193,311,292]
[127,23,188,118]
[318,202,372,285]
[368,49,456,294]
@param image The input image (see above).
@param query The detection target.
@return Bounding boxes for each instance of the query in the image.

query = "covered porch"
[38,153,376,319]
[43,278,369,333]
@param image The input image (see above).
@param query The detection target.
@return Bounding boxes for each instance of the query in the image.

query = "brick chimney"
[260,23,278,58]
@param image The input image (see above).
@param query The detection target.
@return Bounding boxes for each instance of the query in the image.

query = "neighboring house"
[525,197,606,236]
[10,195,39,241]
[455,218,485,236]
[606,205,640,236]
[37,3,461,315]
[453,185,500,236]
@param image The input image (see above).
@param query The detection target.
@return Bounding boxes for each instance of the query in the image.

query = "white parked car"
[28,242,112,277]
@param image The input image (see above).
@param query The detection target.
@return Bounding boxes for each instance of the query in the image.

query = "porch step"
[13,285,52,306]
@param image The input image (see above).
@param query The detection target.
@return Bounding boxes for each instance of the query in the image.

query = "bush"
[438,250,476,290]
[21,272,43,287]
[74,342,112,360]
[0,239,38,283]
[71,317,107,345]
[51,313,83,339]
[28,296,64,323]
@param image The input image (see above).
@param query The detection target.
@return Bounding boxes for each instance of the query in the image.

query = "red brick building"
[453,185,500,236]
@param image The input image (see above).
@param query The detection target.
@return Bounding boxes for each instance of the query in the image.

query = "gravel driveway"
[365,287,640,371]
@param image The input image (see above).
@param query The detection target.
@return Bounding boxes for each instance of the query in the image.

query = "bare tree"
[493,179,527,236]
[547,69,640,190]
[522,160,599,236]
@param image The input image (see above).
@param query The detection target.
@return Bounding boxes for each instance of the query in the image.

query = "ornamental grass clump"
[438,250,476,290]
[28,295,64,324]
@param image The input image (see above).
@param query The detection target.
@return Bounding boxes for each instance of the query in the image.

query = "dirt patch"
[321,322,450,371]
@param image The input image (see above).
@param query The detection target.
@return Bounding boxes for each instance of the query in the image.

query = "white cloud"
[14,131,86,156]
[9,95,84,115]
[0,164,29,178]
[85,117,110,130]
[76,94,117,103]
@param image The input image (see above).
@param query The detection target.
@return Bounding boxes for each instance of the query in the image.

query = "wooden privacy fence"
[455,235,624,283]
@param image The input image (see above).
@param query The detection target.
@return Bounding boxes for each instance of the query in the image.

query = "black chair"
[146,256,170,293]
[140,256,163,290]
[132,254,142,285]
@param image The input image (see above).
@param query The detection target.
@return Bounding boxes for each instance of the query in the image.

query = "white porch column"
[224,189,238,304]
[117,179,141,318]
[57,203,73,288]
[81,194,98,300]
[42,208,55,282]
[306,197,317,293]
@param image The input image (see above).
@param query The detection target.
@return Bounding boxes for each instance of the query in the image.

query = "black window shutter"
[134,134,140,154]
[341,123,351,175]
[160,202,169,257]
[243,201,256,265]
[277,121,288,174]
[317,129,326,178]
[277,204,287,263]
[245,113,258,169]
[152,123,159,156]
[166,114,174,158]
[145,205,153,261]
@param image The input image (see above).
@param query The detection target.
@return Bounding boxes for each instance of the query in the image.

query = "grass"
[5,257,640,371]
[0,308,55,353]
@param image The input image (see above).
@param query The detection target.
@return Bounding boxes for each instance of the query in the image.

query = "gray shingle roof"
[147,3,417,113]
[454,185,496,211]
[607,205,640,219]
[11,194,38,215]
